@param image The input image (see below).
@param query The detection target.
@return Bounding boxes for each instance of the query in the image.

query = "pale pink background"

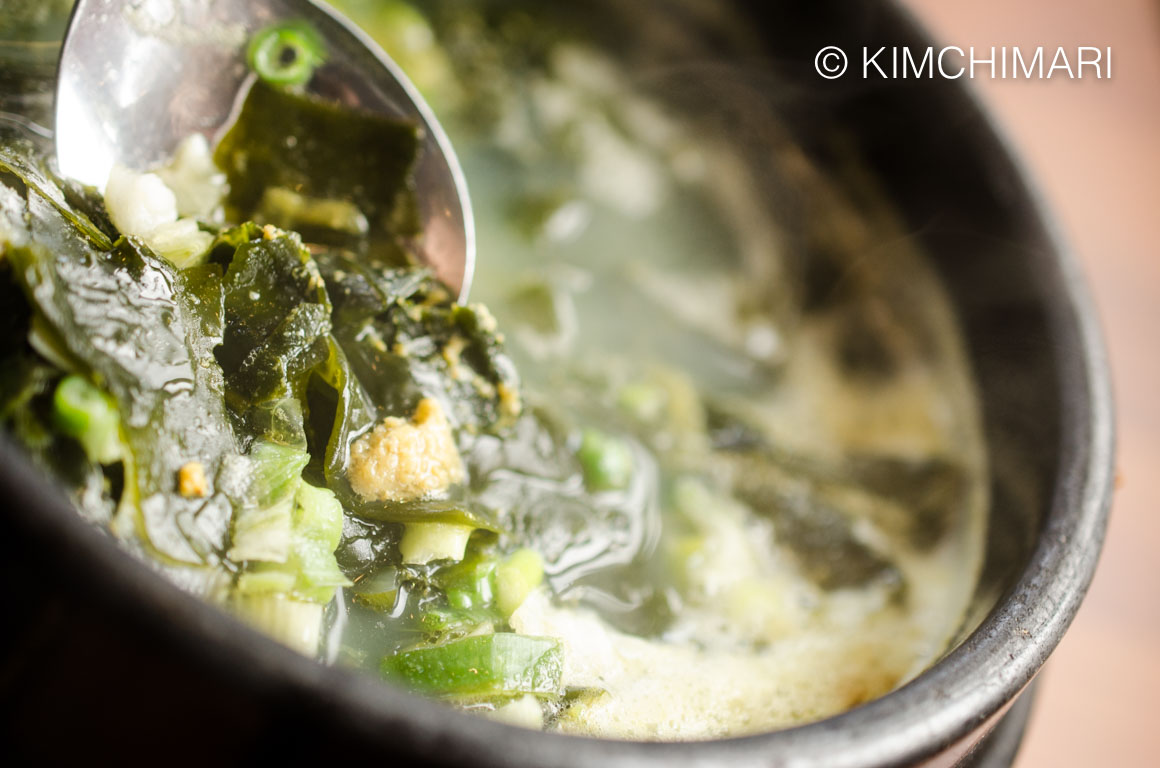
[901,1,1160,765]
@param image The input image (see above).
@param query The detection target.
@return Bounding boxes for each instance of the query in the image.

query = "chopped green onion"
[399,521,475,565]
[577,428,634,491]
[419,605,494,636]
[227,440,309,563]
[229,496,295,563]
[52,375,123,464]
[284,483,347,602]
[494,548,543,617]
[445,588,477,611]
[293,481,345,550]
[236,565,297,595]
[234,480,351,603]
[290,536,351,603]
[381,633,563,699]
[437,552,497,610]
[247,440,310,508]
[247,20,327,87]
[234,594,324,656]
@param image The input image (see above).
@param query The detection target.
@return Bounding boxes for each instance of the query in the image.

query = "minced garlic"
[178,461,209,498]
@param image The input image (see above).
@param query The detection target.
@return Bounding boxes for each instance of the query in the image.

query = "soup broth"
[0,0,986,740]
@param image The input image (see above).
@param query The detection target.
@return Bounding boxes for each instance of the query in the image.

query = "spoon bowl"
[55,0,474,298]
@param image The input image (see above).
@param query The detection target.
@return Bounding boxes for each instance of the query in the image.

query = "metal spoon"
[54,0,475,299]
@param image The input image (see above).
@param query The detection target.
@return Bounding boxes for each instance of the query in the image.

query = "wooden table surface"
[900,1,1160,764]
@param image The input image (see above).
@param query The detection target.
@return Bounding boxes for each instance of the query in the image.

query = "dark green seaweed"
[4,173,241,564]
[318,254,521,436]
[724,452,902,592]
[214,79,423,249]
[216,225,332,409]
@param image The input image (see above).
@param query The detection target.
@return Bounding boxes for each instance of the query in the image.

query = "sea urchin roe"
[348,398,464,501]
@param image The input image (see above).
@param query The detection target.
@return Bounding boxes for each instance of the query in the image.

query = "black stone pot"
[0,1,1113,765]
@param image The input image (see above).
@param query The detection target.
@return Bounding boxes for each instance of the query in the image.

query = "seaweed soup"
[0,0,986,740]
